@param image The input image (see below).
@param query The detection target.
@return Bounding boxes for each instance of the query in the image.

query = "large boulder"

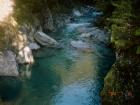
[0,51,19,76]
[34,31,58,47]
[17,46,34,64]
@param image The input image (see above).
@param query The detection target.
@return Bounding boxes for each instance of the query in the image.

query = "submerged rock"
[0,51,19,76]
[70,40,93,52]
[79,28,110,45]
[73,9,82,17]
[34,31,58,47]
[66,23,91,32]
[17,46,34,64]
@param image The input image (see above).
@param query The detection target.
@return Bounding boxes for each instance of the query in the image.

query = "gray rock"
[17,46,34,64]
[34,31,58,47]
[70,40,93,52]
[0,51,19,76]
[80,33,91,38]
[77,27,97,34]
[66,23,91,32]
[73,9,82,17]
[29,43,40,50]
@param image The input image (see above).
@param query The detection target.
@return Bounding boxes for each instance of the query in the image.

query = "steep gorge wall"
[98,0,140,105]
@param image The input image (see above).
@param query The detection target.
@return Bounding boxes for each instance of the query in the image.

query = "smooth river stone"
[34,31,58,47]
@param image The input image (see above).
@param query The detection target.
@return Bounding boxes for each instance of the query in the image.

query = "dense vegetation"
[95,0,140,105]
[95,0,140,52]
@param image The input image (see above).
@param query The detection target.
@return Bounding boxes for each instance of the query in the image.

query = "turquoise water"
[0,6,115,105]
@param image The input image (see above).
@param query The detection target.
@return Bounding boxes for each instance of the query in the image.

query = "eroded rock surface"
[17,46,34,64]
[34,31,58,47]
[70,40,93,52]
[0,51,19,76]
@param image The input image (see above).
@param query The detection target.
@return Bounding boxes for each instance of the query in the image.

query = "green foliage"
[136,46,140,54]
[13,0,73,24]
[109,0,133,49]
[112,0,132,18]
[0,26,6,51]
[13,0,42,24]
[135,28,140,36]
[111,24,127,39]
[0,21,19,51]
[114,39,133,49]
[111,0,132,27]
[101,66,123,97]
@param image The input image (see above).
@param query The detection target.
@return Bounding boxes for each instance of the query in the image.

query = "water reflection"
[0,76,21,101]
[12,58,61,105]
[11,43,114,105]
[19,64,32,79]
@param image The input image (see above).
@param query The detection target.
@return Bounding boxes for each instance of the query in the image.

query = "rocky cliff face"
[101,49,140,105]
[0,0,73,77]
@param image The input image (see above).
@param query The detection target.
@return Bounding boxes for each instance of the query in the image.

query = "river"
[0,6,115,105]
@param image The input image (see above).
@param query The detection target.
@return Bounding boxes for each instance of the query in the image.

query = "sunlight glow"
[0,0,14,22]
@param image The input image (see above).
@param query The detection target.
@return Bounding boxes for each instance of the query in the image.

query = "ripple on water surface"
[0,6,115,105]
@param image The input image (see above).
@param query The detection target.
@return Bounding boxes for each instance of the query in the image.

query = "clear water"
[0,6,115,105]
